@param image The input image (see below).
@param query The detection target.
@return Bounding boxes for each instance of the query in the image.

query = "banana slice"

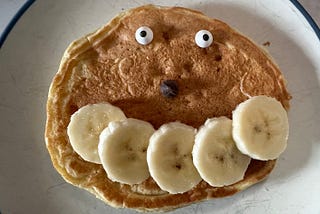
[193,117,251,187]
[98,118,155,185]
[232,95,289,160]
[147,122,201,194]
[67,103,126,164]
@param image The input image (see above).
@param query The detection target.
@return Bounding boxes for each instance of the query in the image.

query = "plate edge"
[0,0,36,49]
[289,0,320,41]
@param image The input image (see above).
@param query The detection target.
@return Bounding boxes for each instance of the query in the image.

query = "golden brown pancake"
[45,5,291,211]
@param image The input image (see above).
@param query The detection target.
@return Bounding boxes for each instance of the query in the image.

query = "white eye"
[195,30,213,48]
[135,26,153,45]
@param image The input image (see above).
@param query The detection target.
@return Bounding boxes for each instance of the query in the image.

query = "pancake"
[45,5,291,211]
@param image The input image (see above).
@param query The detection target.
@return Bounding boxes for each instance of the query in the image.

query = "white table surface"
[0,0,319,38]
[0,1,320,214]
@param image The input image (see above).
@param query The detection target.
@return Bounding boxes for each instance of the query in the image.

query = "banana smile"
[66,95,289,193]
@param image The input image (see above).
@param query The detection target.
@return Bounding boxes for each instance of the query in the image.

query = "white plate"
[1,0,320,213]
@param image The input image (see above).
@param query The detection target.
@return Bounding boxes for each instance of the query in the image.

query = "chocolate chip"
[160,80,178,98]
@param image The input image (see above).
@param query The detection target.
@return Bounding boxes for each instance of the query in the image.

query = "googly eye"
[195,30,213,48]
[135,26,153,45]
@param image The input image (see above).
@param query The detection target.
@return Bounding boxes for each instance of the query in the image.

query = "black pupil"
[203,34,209,41]
[140,30,147,37]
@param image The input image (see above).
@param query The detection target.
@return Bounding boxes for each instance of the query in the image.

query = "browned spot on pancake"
[162,31,170,41]
[241,69,275,97]
[215,54,222,61]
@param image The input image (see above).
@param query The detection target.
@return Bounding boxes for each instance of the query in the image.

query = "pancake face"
[45,5,291,211]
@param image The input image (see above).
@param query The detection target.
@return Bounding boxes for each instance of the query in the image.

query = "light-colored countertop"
[0,0,319,41]
[0,1,319,213]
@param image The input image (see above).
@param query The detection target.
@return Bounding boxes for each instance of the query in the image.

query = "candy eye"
[195,30,213,48]
[135,26,153,45]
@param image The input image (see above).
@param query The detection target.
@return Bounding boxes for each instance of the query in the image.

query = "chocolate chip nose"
[160,80,178,98]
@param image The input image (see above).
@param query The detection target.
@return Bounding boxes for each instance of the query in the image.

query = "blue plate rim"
[0,0,35,49]
[0,0,319,48]
[290,0,320,41]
